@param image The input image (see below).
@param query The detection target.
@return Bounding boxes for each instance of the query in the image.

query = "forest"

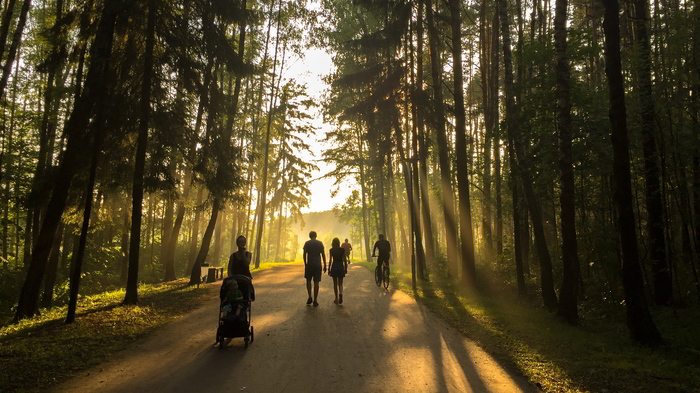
[0,0,699,390]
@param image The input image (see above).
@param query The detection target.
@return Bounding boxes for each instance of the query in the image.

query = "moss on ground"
[356,261,700,393]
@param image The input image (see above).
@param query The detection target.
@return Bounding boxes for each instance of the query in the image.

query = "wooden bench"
[199,265,226,284]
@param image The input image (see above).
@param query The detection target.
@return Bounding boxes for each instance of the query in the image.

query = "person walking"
[303,231,326,306]
[329,238,348,304]
[228,235,252,279]
[341,238,352,264]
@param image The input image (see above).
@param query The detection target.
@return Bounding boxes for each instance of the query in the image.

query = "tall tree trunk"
[390,159,409,266]
[554,0,581,324]
[500,0,558,310]
[494,124,503,255]
[120,200,129,283]
[693,1,700,267]
[275,200,285,261]
[214,210,223,265]
[601,0,662,345]
[13,0,119,321]
[634,0,671,305]
[60,224,73,273]
[480,0,495,257]
[416,0,435,269]
[189,198,220,285]
[66,95,108,323]
[426,0,458,274]
[160,170,175,276]
[40,222,63,308]
[188,187,204,269]
[124,0,156,305]
[0,0,30,98]
[491,1,503,256]
[358,127,371,263]
[247,0,276,264]
[449,0,476,285]
[394,112,419,289]
[253,0,282,269]
[2,51,19,266]
[408,14,426,279]
[509,136,526,297]
[0,0,17,62]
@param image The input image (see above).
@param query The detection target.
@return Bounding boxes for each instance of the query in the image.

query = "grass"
[356,261,700,393]
[0,260,296,393]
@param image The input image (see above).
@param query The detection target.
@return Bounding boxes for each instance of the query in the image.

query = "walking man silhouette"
[303,231,326,306]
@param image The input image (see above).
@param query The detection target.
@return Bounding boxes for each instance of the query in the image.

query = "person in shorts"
[341,238,352,264]
[303,231,326,306]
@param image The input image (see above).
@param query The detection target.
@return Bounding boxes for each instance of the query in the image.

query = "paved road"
[53,264,535,393]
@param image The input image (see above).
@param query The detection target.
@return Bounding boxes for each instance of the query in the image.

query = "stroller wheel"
[250,326,254,342]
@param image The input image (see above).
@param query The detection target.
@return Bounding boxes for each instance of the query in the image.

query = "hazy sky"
[282,47,354,213]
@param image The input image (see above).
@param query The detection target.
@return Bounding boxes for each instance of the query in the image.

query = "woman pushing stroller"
[217,235,255,348]
[228,235,252,279]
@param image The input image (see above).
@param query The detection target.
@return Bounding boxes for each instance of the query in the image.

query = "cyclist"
[372,234,391,271]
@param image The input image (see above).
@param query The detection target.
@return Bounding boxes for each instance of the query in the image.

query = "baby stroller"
[216,275,255,348]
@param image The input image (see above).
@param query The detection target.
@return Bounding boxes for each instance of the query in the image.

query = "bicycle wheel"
[383,265,390,289]
[375,265,382,286]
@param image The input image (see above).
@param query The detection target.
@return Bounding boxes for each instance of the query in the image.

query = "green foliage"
[358,263,700,393]
[0,280,217,393]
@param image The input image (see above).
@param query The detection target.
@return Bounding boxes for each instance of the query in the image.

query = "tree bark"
[119,200,129,283]
[449,0,476,285]
[13,0,120,321]
[509,134,526,297]
[160,170,175,276]
[426,0,458,275]
[0,0,30,98]
[409,13,426,279]
[491,1,502,255]
[214,210,223,265]
[40,222,63,308]
[66,92,109,323]
[601,0,662,345]
[554,0,581,324]
[124,0,156,305]
[500,0,558,310]
[253,0,283,269]
[358,126,371,263]
[416,0,435,269]
[634,0,671,305]
[0,0,17,62]
[189,198,220,285]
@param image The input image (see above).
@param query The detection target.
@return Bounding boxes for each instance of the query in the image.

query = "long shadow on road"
[51,264,536,393]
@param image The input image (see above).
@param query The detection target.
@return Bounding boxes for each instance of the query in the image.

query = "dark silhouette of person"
[228,235,252,279]
[372,234,391,269]
[303,231,326,306]
[329,238,348,304]
[341,238,352,264]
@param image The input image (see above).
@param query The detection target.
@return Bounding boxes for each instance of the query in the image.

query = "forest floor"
[0,261,294,393]
[47,263,536,393]
[356,261,700,393]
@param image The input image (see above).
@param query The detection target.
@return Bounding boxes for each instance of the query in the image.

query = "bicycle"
[372,255,390,289]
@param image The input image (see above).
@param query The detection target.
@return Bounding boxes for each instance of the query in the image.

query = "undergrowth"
[357,260,700,393]
[0,261,294,393]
